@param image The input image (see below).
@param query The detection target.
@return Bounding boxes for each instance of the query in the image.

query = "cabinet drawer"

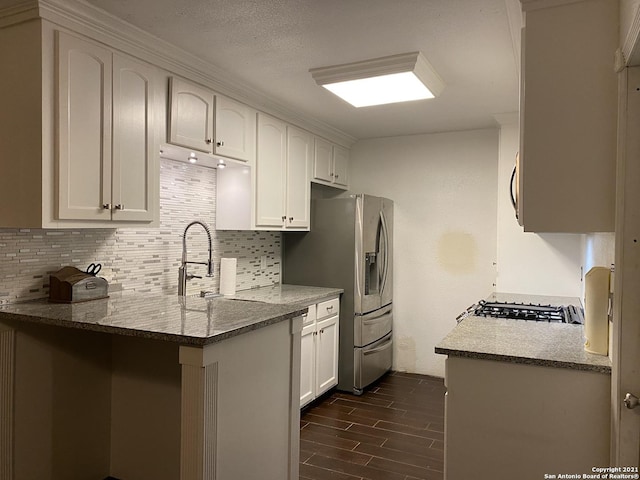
[301,304,316,326]
[355,333,392,390]
[317,298,339,320]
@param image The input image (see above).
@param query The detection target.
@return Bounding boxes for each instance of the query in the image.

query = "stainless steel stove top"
[457,300,584,324]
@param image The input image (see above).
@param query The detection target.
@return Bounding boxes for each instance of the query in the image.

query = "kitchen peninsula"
[436,293,611,480]
[0,285,341,480]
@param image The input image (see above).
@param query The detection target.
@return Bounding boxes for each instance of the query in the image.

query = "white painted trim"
[0,0,38,27]
[0,329,14,480]
[0,0,355,147]
[288,316,302,480]
[180,361,218,480]
[611,65,640,465]
[504,0,523,79]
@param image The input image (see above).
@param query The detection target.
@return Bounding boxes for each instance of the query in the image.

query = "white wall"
[495,115,584,297]
[350,129,499,378]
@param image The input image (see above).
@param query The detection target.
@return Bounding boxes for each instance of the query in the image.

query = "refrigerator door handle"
[379,210,390,299]
[363,336,393,356]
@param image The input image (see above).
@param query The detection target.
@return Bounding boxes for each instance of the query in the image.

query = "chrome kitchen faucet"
[178,221,214,296]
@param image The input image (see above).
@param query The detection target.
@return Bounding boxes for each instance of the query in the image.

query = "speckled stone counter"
[0,291,308,346]
[228,284,343,305]
[435,292,612,373]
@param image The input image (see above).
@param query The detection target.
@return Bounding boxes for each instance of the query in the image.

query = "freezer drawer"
[354,332,392,391]
[354,304,392,347]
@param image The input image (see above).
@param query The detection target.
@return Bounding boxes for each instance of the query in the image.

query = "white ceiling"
[86,0,520,140]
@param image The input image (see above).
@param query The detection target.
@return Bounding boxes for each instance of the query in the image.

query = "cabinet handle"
[114,204,125,210]
[289,217,293,222]
[327,305,334,311]
[335,174,339,179]
[206,138,212,144]
[216,140,224,147]
[330,172,335,177]
[320,329,325,334]
[282,215,286,222]
[102,203,111,210]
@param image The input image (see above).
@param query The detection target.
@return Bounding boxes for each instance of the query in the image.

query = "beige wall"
[349,129,499,377]
[495,116,583,297]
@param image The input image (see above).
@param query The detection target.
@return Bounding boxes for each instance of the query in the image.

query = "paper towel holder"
[219,257,237,296]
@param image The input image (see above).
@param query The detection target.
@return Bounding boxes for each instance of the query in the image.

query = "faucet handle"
[187,274,202,280]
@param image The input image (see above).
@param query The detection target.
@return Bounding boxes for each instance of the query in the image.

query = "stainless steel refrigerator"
[283,194,393,394]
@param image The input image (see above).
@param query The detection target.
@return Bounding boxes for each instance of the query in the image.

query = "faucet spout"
[178,220,214,296]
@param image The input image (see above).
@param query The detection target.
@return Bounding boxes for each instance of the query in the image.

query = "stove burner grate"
[468,300,583,324]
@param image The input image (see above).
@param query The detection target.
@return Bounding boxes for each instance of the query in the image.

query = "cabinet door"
[286,126,311,229]
[300,323,316,407]
[168,77,214,153]
[316,315,339,396]
[255,113,286,227]
[313,137,333,183]
[332,145,349,187]
[56,31,112,221]
[111,54,156,222]
[214,95,256,163]
[519,0,617,232]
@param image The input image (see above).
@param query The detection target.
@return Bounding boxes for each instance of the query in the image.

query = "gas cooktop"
[457,300,583,324]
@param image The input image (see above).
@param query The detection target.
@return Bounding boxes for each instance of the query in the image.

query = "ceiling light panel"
[310,52,444,108]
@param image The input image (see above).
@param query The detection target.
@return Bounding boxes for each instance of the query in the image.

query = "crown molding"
[0,0,356,147]
[622,5,640,67]
[0,0,38,27]
[520,0,587,12]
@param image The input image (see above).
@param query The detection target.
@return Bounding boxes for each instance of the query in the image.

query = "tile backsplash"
[0,159,281,304]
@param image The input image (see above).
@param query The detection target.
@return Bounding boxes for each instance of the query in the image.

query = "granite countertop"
[0,284,341,346]
[435,292,612,374]
[228,284,343,305]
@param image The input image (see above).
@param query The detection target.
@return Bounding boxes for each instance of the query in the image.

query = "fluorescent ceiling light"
[310,52,444,108]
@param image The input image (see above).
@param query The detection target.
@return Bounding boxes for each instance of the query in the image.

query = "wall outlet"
[260,255,267,271]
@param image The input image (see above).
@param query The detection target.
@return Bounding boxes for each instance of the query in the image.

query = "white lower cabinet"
[300,297,340,408]
[444,356,610,479]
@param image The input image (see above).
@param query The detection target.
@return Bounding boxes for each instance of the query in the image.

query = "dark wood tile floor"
[300,371,446,480]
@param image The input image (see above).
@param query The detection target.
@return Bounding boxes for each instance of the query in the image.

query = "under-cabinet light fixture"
[188,152,198,164]
[309,51,444,108]
[217,159,226,169]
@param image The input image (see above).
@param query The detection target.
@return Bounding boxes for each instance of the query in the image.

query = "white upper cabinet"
[286,126,311,229]
[518,0,617,232]
[168,77,256,163]
[332,145,349,188]
[255,113,287,227]
[56,32,113,222]
[111,54,156,222]
[169,77,214,154]
[217,114,311,231]
[312,137,349,189]
[215,95,256,163]
[313,138,333,183]
[0,22,159,228]
[57,31,157,224]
